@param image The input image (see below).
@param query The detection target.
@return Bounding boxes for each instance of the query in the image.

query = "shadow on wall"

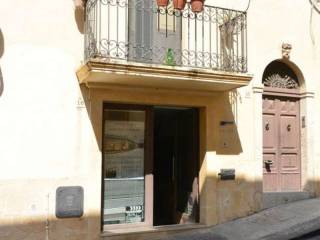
[0,28,4,97]
[78,86,244,157]
[200,175,263,225]
[216,91,243,155]
[1,180,320,240]
[74,0,85,34]
[0,214,101,240]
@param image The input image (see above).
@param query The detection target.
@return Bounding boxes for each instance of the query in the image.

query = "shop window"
[103,108,146,225]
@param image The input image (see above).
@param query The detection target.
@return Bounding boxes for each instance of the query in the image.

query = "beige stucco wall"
[0,1,101,239]
[0,0,319,239]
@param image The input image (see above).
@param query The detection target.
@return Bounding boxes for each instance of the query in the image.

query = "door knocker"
[264,160,273,165]
[287,124,291,132]
[265,123,270,131]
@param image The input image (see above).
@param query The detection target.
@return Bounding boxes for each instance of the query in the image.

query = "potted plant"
[157,0,169,7]
[191,0,204,13]
[173,0,187,10]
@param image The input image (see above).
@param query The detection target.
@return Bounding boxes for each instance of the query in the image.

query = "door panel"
[263,114,277,149]
[128,0,154,62]
[263,96,279,192]
[263,153,278,192]
[280,154,299,172]
[281,172,300,191]
[263,96,301,192]
[280,115,298,149]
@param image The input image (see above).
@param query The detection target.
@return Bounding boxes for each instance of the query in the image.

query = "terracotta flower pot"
[157,0,169,7]
[173,0,187,10]
[191,0,204,13]
[74,0,85,8]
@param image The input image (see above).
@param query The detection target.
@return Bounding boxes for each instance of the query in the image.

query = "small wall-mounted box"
[56,186,84,218]
[218,169,236,180]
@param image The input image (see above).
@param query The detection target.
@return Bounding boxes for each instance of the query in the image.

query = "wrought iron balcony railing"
[85,0,247,73]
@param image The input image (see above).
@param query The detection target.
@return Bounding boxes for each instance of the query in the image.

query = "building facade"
[0,0,320,239]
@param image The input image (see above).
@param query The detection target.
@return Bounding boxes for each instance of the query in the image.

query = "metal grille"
[84,0,247,73]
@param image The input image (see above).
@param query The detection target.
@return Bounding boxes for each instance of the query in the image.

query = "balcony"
[77,0,252,91]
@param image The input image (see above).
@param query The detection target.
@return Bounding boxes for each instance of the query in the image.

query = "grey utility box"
[218,169,236,180]
[56,186,84,218]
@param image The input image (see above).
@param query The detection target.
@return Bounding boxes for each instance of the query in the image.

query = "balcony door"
[128,0,182,65]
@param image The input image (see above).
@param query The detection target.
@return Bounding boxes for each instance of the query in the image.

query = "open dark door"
[153,107,199,226]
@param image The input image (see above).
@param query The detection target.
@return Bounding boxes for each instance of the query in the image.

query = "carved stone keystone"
[282,43,292,59]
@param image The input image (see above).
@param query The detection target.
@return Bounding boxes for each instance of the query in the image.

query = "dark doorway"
[153,107,199,226]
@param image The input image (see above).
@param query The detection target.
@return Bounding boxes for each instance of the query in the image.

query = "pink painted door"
[263,96,301,192]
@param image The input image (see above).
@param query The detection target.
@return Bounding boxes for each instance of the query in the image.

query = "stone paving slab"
[158,198,320,240]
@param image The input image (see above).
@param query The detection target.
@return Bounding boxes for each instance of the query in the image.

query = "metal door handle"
[172,156,175,182]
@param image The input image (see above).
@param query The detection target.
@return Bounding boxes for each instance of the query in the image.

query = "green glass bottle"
[165,48,176,66]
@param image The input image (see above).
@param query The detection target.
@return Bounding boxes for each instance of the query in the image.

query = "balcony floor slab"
[77,59,252,92]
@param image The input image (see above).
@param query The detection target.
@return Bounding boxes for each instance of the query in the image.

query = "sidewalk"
[159,198,320,240]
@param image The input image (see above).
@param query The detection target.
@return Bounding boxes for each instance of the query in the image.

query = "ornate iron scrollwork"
[264,74,299,89]
[84,0,248,73]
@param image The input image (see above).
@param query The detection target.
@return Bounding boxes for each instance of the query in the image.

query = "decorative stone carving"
[282,43,292,59]
[264,74,298,89]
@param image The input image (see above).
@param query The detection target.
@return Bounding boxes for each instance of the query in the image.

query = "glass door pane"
[103,109,146,225]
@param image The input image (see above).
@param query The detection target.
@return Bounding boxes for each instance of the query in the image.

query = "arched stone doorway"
[262,60,301,192]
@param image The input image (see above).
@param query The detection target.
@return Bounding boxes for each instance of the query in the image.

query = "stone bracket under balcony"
[76,60,252,92]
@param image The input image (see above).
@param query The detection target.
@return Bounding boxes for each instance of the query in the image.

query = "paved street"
[158,198,320,240]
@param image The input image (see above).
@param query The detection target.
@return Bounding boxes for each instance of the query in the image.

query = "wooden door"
[263,96,301,192]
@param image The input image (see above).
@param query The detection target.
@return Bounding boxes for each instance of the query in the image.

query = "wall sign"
[125,205,144,223]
